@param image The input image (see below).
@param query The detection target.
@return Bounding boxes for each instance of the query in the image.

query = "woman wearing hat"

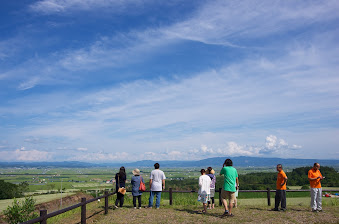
[131,168,144,209]
[206,167,216,209]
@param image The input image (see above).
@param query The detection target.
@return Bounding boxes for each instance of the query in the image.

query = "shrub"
[301,185,309,190]
[3,197,38,224]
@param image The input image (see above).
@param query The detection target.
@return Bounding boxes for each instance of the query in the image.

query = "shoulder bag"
[139,176,146,191]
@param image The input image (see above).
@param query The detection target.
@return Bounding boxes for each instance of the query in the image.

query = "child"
[198,169,211,213]
[206,167,216,209]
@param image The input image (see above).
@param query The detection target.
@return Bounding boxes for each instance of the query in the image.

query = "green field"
[0,192,76,212]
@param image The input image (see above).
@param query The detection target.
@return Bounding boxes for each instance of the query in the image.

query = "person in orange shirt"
[308,163,324,212]
[273,164,288,211]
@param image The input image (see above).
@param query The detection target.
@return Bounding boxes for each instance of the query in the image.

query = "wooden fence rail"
[20,188,339,224]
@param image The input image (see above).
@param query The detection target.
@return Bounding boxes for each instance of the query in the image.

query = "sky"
[0,0,339,162]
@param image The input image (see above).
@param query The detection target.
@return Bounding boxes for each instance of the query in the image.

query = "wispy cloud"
[29,0,157,14]
[3,0,339,90]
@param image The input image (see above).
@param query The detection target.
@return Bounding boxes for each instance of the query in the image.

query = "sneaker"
[312,209,318,212]
[317,209,323,212]
[228,213,234,217]
[114,205,118,209]
[281,208,287,212]
[271,208,279,211]
[138,207,142,209]
[134,207,136,209]
[221,211,229,217]
[156,207,159,209]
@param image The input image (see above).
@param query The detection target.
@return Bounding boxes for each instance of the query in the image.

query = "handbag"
[139,176,146,191]
[117,175,126,195]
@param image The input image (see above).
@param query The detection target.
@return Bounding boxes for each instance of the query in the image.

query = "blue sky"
[0,0,339,162]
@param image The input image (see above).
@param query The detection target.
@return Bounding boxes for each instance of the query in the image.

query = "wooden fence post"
[219,188,222,206]
[267,188,271,206]
[105,191,108,214]
[40,209,47,224]
[169,188,173,206]
[81,197,87,224]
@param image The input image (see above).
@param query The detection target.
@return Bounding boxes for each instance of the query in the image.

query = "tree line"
[166,166,339,191]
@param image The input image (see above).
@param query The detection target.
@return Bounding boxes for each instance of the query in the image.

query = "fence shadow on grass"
[75,210,104,224]
[174,208,223,218]
[247,207,266,211]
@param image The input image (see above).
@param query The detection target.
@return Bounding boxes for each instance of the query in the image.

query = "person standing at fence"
[131,168,144,209]
[273,164,288,211]
[206,167,216,209]
[198,169,211,214]
[308,163,324,212]
[220,158,238,217]
[114,166,126,208]
[147,163,166,209]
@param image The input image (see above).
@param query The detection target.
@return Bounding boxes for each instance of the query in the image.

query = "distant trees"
[0,180,29,199]
[236,166,339,190]
[164,166,339,191]
[288,166,339,187]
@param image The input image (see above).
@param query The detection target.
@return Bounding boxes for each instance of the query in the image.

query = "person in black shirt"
[114,166,126,208]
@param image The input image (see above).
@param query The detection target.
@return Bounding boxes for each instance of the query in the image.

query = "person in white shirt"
[148,163,166,208]
[198,169,211,213]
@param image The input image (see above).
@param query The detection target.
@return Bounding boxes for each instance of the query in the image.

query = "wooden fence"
[21,188,339,224]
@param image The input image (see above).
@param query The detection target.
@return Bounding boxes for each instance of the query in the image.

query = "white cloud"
[0,149,52,161]
[260,135,302,154]
[70,151,130,162]
[136,135,302,161]
[201,145,213,153]
[76,147,88,152]
[18,77,41,90]
[24,137,43,144]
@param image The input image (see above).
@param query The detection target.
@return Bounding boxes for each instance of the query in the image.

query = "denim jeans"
[148,191,161,208]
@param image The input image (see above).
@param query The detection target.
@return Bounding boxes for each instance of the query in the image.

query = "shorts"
[221,189,236,203]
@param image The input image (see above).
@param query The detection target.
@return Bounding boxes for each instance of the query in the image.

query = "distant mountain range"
[0,156,338,168]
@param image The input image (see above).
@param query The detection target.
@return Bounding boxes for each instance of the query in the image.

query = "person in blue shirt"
[131,168,144,209]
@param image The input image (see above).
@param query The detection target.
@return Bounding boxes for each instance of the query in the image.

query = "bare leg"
[234,198,237,208]
[222,198,228,211]
[229,200,233,214]
[203,203,207,213]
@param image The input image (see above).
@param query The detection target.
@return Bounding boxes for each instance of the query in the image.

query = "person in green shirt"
[220,158,239,217]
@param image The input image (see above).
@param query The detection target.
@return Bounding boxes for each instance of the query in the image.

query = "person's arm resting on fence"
[162,179,165,190]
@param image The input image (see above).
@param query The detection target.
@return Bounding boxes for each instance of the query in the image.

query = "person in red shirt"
[273,164,288,211]
[308,163,324,212]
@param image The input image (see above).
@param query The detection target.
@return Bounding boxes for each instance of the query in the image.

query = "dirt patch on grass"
[34,192,93,213]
